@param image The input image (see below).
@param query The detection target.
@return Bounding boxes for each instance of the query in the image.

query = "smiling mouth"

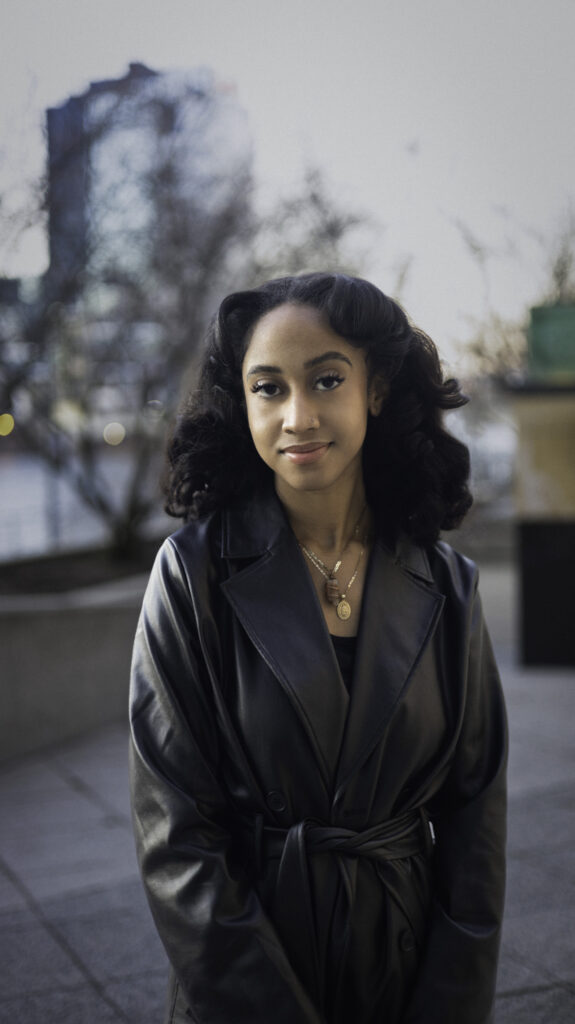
[281,442,331,464]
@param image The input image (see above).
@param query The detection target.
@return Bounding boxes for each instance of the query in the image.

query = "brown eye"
[251,381,281,397]
[314,373,345,392]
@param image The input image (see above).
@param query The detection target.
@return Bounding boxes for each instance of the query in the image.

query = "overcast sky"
[2,0,574,358]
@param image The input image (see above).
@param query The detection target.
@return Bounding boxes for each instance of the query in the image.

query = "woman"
[129,272,507,1024]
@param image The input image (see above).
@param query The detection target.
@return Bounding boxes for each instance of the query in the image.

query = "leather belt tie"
[246,807,435,1016]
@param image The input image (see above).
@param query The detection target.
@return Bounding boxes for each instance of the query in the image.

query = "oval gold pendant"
[336,599,351,621]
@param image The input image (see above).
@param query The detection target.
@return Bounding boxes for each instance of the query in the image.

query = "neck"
[276,476,368,555]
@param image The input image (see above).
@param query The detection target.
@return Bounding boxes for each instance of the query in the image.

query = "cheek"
[245,401,271,450]
[344,393,370,442]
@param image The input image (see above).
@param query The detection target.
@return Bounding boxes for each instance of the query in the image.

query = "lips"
[281,442,331,465]
[282,442,328,453]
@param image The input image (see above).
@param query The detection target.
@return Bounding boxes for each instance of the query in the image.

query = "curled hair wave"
[165,273,472,546]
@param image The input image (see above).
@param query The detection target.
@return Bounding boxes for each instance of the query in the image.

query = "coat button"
[399,929,416,952]
[266,790,287,813]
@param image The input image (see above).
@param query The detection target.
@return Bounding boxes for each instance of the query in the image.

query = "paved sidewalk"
[0,563,574,1022]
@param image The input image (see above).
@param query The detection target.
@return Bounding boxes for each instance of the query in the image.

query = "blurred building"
[38,62,252,436]
[44,61,250,297]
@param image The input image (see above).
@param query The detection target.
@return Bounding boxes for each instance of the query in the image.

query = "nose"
[282,389,319,434]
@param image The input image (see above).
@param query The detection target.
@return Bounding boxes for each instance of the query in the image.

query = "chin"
[277,471,346,498]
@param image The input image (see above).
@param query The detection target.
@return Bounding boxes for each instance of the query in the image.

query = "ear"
[368,375,388,417]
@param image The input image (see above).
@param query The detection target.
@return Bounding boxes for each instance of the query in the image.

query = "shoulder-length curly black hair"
[165,272,472,546]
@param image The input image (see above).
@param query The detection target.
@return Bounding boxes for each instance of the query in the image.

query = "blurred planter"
[0,543,163,762]
[0,575,148,762]
[0,539,160,595]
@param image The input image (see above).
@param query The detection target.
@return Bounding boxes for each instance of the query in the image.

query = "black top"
[330,634,357,693]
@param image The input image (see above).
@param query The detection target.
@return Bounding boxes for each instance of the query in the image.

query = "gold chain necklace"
[299,505,367,621]
[300,542,364,620]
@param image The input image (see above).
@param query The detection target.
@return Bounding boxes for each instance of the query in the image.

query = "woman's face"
[241,303,382,503]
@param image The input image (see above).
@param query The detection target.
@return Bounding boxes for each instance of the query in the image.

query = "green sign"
[528,305,575,381]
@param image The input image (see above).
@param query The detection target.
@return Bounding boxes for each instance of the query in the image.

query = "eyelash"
[316,372,345,391]
[250,372,345,397]
[250,381,281,397]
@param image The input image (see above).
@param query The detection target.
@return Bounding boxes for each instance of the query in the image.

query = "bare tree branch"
[1,67,371,555]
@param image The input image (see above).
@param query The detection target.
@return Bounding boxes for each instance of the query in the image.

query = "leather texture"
[129,489,507,1024]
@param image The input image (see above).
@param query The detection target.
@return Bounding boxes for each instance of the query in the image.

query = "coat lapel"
[219,493,349,793]
[219,491,444,803]
[334,538,445,798]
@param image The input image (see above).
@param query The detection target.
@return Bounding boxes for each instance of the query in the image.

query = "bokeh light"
[103,422,126,446]
[0,413,15,437]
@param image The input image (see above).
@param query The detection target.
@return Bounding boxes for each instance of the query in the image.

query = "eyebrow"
[246,351,353,377]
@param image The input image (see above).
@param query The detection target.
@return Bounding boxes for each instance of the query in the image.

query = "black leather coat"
[129,491,507,1024]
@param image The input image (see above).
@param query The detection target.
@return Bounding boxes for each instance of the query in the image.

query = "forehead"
[244,303,359,367]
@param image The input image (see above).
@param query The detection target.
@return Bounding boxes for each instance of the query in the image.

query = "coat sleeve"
[403,570,508,1024]
[129,539,322,1024]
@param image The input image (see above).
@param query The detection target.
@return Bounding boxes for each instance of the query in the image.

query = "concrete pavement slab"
[2,914,88,1002]
[502,906,575,987]
[105,969,168,1024]
[47,722,134,818]
[506,784,575,855]
[44,885,167,985]
[0,818,137,904]
[0,867,28,914]
[495,952,547,1000]
[495,985,575,1024]
[0,987,126,1024]
[41,877,149,924]
[506,844,574,918]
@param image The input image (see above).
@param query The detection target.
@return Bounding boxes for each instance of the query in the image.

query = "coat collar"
[219,489,443,798]
[220,486,435,583]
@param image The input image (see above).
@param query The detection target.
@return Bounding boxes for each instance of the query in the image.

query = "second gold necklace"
[300,542,365,621]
